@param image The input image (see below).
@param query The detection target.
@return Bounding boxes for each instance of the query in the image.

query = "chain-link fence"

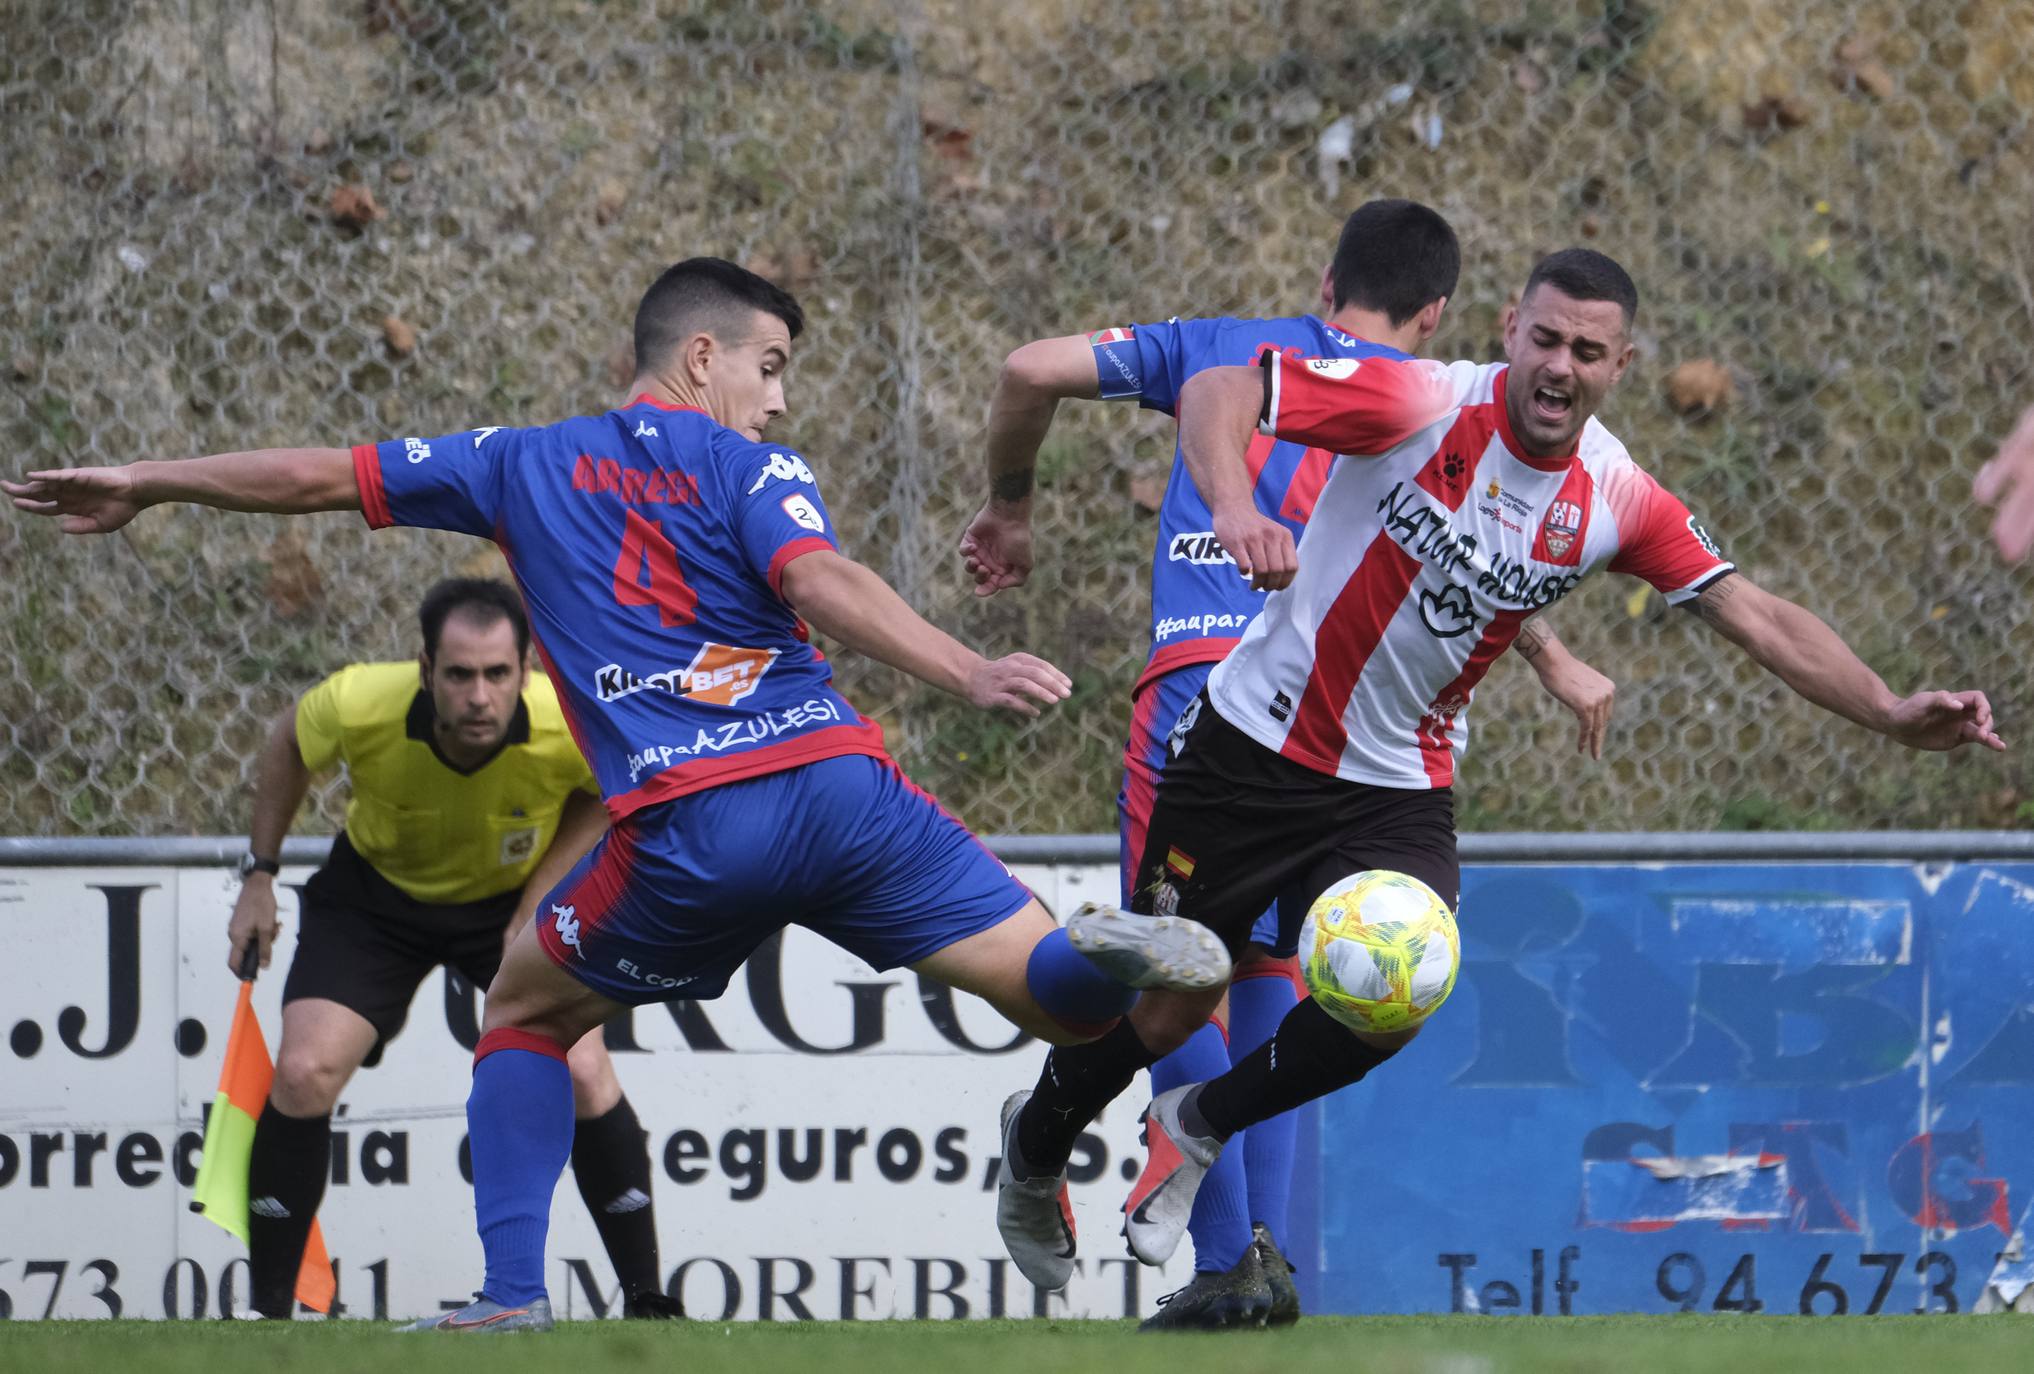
[4,0,2031,838]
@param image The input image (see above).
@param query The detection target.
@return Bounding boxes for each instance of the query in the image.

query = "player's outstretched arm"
[504,789,610,947]
[1177,364,1297,591]
[781,548,1071,717]
[960,334,1102,598]
[1688,572,2005,752]
[1974,402,2034,562]
[1514,618,1616,759]
[226,707,315,974]
[5,447,361,534]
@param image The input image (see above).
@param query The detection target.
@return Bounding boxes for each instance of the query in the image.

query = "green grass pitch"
[2,1315,2028,1374]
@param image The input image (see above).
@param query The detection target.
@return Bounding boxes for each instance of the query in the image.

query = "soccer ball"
[1298,870,1460,1034]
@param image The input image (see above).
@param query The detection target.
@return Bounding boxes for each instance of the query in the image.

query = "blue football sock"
[469,1035,575,1306]
[1026,927,1138,1031]
[1232,968,1301,1242]
[1151,1020,1252,1272]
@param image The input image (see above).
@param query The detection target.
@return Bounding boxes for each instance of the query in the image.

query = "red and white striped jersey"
[1206,353,1733,789]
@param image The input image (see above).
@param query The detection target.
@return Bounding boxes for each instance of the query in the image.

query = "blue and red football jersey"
[353,397,887,819]
[1088,316,1409,690]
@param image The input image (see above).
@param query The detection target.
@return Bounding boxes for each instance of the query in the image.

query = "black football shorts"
[1128,692,1459,954]
[281,831,520,1065]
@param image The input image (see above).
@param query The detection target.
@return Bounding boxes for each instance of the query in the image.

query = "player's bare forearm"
[507,789,608,940]
[985,335,1099,512]
[1177,366,1265,517]
[135,448,362,513]
[247,708,313,862]
[783,550,982,696]
[1516,618,1617,759]
[783,549,1070,715]
[1689,573,1897,732]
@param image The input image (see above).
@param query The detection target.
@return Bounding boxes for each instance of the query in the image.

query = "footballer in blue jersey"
[961,200,1618,1327]
[9,257,1235,1328]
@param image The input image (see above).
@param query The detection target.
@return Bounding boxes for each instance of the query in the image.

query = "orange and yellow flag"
[190,976,336,1313]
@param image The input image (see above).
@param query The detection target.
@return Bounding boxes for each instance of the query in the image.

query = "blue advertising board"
[1296,861,2034,1316]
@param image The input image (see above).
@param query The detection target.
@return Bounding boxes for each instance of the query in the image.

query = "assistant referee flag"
[190,959,336,1313]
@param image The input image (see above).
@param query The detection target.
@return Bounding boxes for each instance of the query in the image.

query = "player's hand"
[966,652,1072,717]
[3,466,146,534]
[1538,657,1617,760]
[227,877,282,973]
[958,504,1034,597]
[1212,503,1296,591]
[1974,404,2034,562]
[1883,689,2006,752]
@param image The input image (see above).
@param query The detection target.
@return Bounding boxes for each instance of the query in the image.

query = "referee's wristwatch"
[237,851,281,880]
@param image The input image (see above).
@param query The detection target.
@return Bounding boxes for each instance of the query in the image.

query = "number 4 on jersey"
[612,508,697,626]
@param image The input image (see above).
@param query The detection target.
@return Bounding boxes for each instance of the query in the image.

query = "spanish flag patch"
[1165,846,1196,879]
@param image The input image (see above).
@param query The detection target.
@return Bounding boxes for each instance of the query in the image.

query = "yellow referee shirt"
[294,662,599,905]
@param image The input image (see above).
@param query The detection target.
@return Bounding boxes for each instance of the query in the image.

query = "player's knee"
[566,1034,622,1113]
[1128,996,1216,1057]
[270,1045,356,1114]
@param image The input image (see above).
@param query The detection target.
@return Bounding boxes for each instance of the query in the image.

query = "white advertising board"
[0,861,1188,1320]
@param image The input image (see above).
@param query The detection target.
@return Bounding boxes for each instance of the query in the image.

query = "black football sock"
[1186,998,1398,1140]
[571,1095,662,1299]
[1013,1019,1161,1179]
[246,1100,333,1318]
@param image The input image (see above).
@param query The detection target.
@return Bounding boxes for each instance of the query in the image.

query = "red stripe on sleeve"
[351,442,393,529]
[768,536,835,598]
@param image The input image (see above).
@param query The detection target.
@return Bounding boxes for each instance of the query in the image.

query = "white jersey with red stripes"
[1206,353,1733,789]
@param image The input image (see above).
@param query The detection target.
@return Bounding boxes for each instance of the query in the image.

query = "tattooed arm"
[1514,619,1616,759]
[959,334,1102,596]
[1685,572,2003,751]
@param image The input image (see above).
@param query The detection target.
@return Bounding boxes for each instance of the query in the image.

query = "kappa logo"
[1687,515,1723,560]
[551,903,582,951]
[747,452,816,493]
[1543,500,1584,560]
[1419,582,1479,638]
[1165,695,1202,757]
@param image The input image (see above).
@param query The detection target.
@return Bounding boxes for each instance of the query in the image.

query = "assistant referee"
[227,577,676,1319]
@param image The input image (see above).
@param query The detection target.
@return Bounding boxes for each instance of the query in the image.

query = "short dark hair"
[419,578,529,660]
[632,257,805,373]
[1523,248,1639,328]
[1329,199,1461,325]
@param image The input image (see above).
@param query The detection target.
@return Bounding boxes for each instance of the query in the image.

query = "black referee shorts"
[1128,692,1459,955]
[281,832,520,1066]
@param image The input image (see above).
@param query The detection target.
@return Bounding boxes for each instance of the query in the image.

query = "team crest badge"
[1543,500,1583,561]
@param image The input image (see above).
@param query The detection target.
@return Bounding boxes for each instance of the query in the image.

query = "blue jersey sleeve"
[1089,318,1230,414]
[729,445,842,595]
[353,424,521,536]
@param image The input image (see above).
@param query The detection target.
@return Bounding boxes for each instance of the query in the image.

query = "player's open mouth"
[1532,386,1573,423]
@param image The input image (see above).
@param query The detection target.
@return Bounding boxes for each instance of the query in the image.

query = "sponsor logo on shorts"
[617,957,696,991]
[551,902,582,951]
[781,492,826,533]
[747,452,816,493]
[1168,531,1235,566]
[402,436,431,464]
[1150,880,1181,917]
[595,643,780,708]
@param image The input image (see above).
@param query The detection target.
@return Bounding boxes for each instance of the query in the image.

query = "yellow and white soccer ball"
[1298,870,1460,1034]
